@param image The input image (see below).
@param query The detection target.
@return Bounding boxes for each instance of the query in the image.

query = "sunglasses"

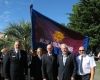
[79,50,85,51]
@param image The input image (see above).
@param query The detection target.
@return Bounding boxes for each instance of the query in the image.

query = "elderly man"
[41,44,58,80]
[58,43,76,80]
[76,46,96,80]
[5,40,28,80]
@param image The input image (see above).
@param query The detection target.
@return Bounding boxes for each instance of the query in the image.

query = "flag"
[30,5,89,54]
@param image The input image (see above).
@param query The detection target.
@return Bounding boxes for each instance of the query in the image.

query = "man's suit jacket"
[0,52,10,78]
[5,49,28,80]
[42,53,58,80]
[58,52,76,80]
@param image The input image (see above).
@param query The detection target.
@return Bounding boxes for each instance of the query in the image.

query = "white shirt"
[62,54,67,66]
[15,49,21,59]
[76,54,96,75]
[15,49,19,53]
[48,53,52,56]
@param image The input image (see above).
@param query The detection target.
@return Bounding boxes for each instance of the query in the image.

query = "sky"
[0,0,79,32]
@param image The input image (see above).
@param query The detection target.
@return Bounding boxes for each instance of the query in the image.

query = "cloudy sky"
[0,0,78,32]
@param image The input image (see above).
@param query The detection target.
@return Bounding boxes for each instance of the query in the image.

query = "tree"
[0,35,12,50]
[68,0,100,52]
[5,21,32,52]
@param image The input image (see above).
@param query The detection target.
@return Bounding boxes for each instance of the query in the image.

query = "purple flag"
[30,6,89,54]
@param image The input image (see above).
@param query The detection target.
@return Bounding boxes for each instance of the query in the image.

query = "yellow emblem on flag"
[53,31,64,42]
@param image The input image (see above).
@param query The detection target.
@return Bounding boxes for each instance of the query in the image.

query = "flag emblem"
[53,31,64,42]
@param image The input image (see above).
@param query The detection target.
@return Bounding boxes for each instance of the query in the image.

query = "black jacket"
[30,55,42,80]
[58,52,76,80]
[5,49,28,80]
[41,53,58,80]
[0,52,10,78]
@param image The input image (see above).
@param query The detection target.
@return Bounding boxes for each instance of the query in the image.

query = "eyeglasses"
[79,50,85,51]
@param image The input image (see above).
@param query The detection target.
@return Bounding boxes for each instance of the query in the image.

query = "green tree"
[5,21,32,52]
[68,0,100,51]
[0,35,13,50]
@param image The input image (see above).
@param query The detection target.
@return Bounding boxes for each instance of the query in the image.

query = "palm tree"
[5,21,32,52]
[0,34,13,50]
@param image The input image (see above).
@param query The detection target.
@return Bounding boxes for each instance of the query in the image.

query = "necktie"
[16,51,20,60]
[80,56,83,74]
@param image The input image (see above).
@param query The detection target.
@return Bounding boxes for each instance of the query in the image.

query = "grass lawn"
[94,61,100,80]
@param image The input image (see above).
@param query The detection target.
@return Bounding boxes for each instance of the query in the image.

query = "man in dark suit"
[42,44,58,80]
[5,40,28,80]
[0,47,9,80]
[58,43,76,80]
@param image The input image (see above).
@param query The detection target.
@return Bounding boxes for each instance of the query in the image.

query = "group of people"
[0,40,96,80]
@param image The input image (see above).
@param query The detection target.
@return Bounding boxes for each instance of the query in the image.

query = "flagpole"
[30,1,36,50]
[29,0,33,12]
[29,0,33,6]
